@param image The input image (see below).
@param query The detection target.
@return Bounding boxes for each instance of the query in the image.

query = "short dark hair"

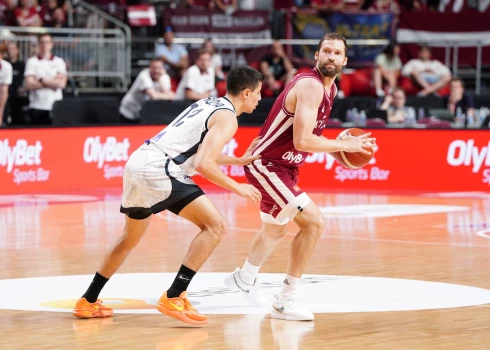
[38,33,52,42]
[226,65,264,96]
[420,45,431,52]
[317,32,347,54]
[195,48,211,59]
[150,58,164,65]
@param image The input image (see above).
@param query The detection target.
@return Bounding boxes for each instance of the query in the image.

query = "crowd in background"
[0,0,488,127]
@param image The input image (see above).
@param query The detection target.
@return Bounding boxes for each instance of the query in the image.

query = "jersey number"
[151,103,203,142]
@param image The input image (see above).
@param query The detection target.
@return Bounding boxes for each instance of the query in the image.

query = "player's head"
[195,48,212,72]
[226,65,264,113]
[149,59,165,81]
[315,32,348,78]
[38,33,54,55]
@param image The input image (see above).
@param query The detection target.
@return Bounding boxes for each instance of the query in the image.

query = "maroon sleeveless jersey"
[252,68,337,168]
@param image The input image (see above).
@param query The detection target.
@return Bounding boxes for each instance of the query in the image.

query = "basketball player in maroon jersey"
[225,33,376,320]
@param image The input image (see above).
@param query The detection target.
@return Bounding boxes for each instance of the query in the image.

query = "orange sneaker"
[73,298,113,319]
[156,291,208,325]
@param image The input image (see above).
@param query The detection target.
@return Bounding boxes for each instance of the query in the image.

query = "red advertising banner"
[0,126,489,194]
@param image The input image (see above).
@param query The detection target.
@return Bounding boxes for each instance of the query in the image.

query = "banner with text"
[162,9,271,68]
[292,11,394,64]
[0,127,489,194]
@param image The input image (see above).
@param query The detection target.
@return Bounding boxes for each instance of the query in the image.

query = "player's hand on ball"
[236,184,262,203]
[341,133,376,155]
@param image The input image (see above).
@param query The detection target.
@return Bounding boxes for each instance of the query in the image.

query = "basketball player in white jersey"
[73,66,264,325]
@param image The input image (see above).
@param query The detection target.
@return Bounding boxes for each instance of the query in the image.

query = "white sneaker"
[224,267,268,307]
[271,293,314,321]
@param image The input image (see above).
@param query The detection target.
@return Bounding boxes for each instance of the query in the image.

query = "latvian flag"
[127,5,157,27]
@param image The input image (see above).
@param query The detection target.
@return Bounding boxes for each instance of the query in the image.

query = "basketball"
[331,128,374,169]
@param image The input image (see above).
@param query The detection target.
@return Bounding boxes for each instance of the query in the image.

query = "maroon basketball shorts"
[245,159,311,225]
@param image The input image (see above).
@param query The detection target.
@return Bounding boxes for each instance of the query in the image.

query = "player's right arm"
[292,78,375,155]
[194,110,262,203]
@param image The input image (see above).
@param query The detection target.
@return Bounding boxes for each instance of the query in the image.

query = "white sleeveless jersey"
[145,96,235,176]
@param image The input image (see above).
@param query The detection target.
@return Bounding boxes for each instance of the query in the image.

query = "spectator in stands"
[175,48,216,101]
[373,43,401,97]
[443,77,475,119]
[0,0,16,26]
[401,45,451,96]
[310,0,344,11]
[119,58,174,123]
[40,0,58,27]
[379,87,416,124]
[155,27,189,78]
[23,33,67,125]
[215,0,238,14]
[202,39,224,81]
[181,0,215,9]
[6,42,26,125]
[260,40,295,97]
[15,0,42,27]
[0,47,13,127]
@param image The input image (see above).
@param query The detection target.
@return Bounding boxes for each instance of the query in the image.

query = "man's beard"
[318,61,342,78]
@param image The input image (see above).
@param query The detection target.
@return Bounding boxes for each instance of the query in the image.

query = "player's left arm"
[217,137,261,166]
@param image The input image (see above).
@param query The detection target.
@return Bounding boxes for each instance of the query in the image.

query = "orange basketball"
[331,128,374,169]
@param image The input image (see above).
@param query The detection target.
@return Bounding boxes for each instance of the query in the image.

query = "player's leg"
[225,160,308,306]
[73,215,152,319]
[74,149,157,319]
[287,201,325,277]
[247,221,288,267]
[225,221,287,306]
[271,201,324,321]
[156,194,227,325]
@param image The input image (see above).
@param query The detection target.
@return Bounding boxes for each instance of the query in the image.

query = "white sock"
[239,259,261,285]
[280,274,300,297]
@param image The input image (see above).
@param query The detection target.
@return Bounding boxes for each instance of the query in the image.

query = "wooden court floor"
[1,190,490,349]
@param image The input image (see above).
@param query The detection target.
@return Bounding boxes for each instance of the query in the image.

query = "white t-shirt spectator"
[401,59,451,80]
[175,65,216,100]
[119,68,171,120]
[374,53,402,72]
[24,55,67,111]
[0,60,13,86]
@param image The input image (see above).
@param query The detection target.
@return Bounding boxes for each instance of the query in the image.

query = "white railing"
[0,26,130,91]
